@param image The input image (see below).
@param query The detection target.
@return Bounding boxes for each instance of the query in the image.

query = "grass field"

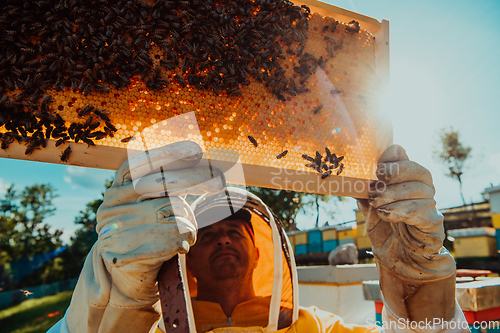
[0,290,73,333]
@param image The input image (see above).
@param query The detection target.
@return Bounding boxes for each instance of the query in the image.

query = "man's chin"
[210,263,240,280]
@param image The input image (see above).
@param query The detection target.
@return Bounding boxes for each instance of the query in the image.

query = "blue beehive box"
[496,229,500,251]
[323,239,338,253]
[308,229,322,244]
[308,229,323,253]
[309,242,322,254]
[294,244,308,255]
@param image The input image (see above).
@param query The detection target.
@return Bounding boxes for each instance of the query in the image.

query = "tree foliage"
[0,184,61,265]
[434,128,472,205]
[0,184,63,289]
[247,187,341,231]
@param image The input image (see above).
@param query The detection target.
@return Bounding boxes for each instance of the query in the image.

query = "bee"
[60,146,72,163]
[38,94,52,110]
[331,20,339,33]
[299,73,311,85]
[330,89,341,95]
[317,56,328,69]
[248,136,258,147]
[83,116,93,128]
[121,136,135,143]
[90,131,107,140]
[296,44,305,57]
[346,20,360,33]
[83,138,95,147]
[24,142,39,155]
[45,125,54,139]
[276,150,288,159]
[326,45,334,58]
[337,163,344,175]
[79,106,94,117]
[88,122,100,131]
[312,105,323,114]
[94,109,109,122]
[105,127,115,137]
[314,151,322,164]
[105,121,117,132]
[321,170,332,179]
[277,94,286,102]
[324,36,335,44]
[299,153,313,162]
[174,74,186,88]
[68,123,77,138]
[20,289,33,297]
[55,138,66,147]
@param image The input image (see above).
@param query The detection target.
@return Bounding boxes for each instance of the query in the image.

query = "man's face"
[187,219,259,282]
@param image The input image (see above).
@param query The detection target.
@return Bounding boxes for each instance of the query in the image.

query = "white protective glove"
[357,145,466,330]
[64,141,225,333]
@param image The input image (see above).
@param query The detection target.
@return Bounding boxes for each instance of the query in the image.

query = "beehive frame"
[0,0,390,198]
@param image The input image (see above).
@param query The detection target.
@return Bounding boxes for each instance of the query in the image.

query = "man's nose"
[216,232,231,246]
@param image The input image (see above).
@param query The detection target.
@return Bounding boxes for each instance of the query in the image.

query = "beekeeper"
[48,141,469,333]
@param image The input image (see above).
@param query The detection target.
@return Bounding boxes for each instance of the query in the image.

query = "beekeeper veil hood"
[167,187,299,332]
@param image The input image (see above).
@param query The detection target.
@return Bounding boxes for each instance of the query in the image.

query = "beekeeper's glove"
[358,145,461,326]
[64,141,225,333]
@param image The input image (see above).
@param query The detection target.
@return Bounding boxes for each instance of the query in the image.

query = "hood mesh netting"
[187,188,296,330]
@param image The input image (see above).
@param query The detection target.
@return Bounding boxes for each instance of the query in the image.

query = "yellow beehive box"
[355,210,365,223]
[453,237,498,259]
[356,222,371,249]
[294,232,309,245]
[322,228,338,241]
[357,222,367,237]
[449,227,498,259]
[492,214,500,229]
[357,235,372,250]
[338,227,357,240]
[287,233,296,249]
[0,0,391,198]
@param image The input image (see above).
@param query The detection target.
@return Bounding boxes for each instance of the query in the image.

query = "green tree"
[434,128,472,206]
[247,187,340,231]
[0,184,61,263]
[0,184,63,289]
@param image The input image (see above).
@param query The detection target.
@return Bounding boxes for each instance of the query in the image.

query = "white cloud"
[489,152,500,175]
[63,166,115,191]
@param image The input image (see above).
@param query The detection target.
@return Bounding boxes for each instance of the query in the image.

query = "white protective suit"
[48,143,470,333]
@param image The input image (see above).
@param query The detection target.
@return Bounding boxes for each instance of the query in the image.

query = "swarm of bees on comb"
[302,147,343,179]
[0,0,381,181]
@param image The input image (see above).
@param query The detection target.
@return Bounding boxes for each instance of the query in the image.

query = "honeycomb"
[0,0,389,182]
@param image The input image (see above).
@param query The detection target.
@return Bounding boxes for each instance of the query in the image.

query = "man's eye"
[200,232,214,241]
[229,230,243,236]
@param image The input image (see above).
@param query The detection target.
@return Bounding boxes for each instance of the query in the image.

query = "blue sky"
[1,0,499,241]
